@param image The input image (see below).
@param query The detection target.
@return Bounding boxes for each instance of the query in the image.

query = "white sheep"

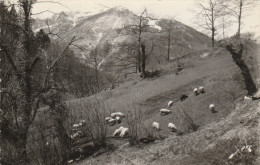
[120,127,129,137]
[244,95,252,101]
[105,117,113,123]
[113,126,125,136]
[108,118,117,126]
[198,86,205,93]
[73,124,79,128]
[70,132,79,139]
[115,116,121,124]
[209,104,216,112]
[107,116,121,126]
[168,101,174,108]
[246,145,252,152]
[160,109,171,115]
[68,160,74,164]
[111,112,125,118]
[193,88,199,95]
[209,104,215,109]
[168,123,177,132]
[152,122,160,131]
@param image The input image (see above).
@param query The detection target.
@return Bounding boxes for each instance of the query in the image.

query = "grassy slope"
[68,47,260,164]
[78,100,259,165]
[69,48,245,133]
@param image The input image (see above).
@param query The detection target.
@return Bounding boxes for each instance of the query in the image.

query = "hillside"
[65,43,260,164]
[2,1,260,165]
[77,100,259,165]
[33,7,260,165]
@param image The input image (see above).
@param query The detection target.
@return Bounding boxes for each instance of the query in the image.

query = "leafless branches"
[220,0,254,37]
[195,0,224,47]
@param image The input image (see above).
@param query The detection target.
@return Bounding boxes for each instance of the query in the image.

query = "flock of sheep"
[105,112,130,138]
[70,85,254,145]
[195,86,216,112]
[109,85,219,139]
[151,85,217,133]
[70,120,86,140]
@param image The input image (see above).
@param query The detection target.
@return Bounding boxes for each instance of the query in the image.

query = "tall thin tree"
[196,0,223,47]
[222,0,254,38]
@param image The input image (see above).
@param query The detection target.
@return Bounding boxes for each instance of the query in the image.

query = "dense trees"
[0,1,81,164]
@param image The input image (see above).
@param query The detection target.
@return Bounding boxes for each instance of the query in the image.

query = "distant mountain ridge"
[33,6,211,71]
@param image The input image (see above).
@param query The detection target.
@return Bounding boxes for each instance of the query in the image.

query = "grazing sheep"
[115,116,121,124]
[68,160,74,164]
[160,109,171,116]
[198,86,205,93]
[113,126,125,136]
[111,112,125,118]
[168,123,177,132]
[193,88,199,95]
[73,124,79,128]
[152,122,160,131]
[120,127,129,137]
[168,101,174,108]
[105,117,113,123]
[246,145,252,152]
[209,104,216,113]
[180,94,188,101]
[70,132,79,139]
[108,118,117,126]
[244,95,252,101]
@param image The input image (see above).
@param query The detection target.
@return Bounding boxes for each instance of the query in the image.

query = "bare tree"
[160,18,176,61]
[218,9,233,40]
[0,1,83,164]
[196,0,223,47]
[221,0,254,38]
[66,97,110,147]
[125,100,143,145]
[89,46,101,92]
[117,8,155,78]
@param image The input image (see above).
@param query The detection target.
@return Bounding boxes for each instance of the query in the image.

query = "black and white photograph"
[0,0,260,164]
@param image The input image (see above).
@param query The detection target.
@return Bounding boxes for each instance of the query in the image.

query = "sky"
[5,0,260,38]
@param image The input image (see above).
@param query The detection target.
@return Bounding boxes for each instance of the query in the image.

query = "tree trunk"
[15,133,29,165]
[212,29,215,47]
[95,68,100,92]
[167,34,171,61]
[226,44,257,95]
[237,1,242,38]
[138,53,141,73]
[141,44,146,78]
[211,8,215,47]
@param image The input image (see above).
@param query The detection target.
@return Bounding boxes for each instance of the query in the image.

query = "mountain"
[33,7,211,74]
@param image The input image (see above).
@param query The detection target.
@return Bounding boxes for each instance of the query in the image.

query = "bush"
[125,101,144,145]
